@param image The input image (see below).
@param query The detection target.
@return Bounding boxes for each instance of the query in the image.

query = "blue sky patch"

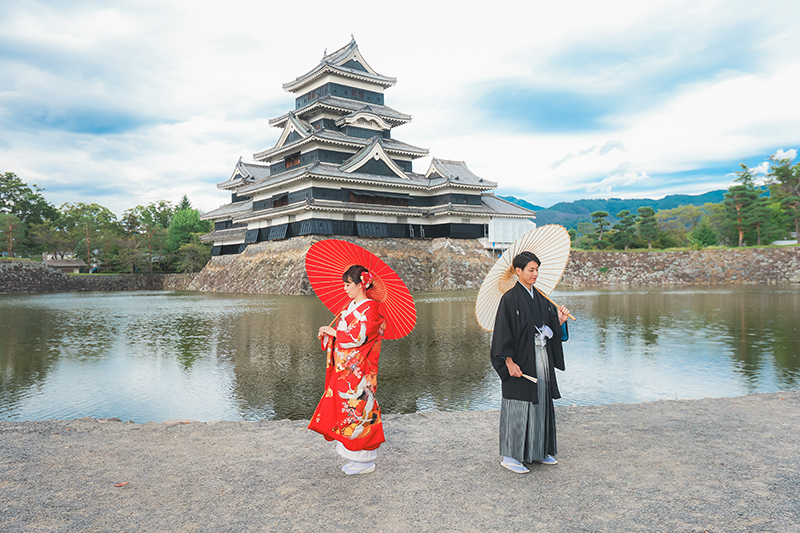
[481,88,621,132]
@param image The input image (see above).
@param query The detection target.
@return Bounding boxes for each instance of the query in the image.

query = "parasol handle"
[328,313,339,328]
[318,311,342,339]
[535,286,576,321]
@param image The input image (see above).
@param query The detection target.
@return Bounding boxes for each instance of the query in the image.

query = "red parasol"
[305,239,416,340]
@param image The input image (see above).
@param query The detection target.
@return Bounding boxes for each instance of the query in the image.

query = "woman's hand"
[557,305,570,325]
[318,326,336,338]
[505,357,523,378]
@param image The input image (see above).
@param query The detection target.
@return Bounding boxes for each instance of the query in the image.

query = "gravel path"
[1,391,798,532]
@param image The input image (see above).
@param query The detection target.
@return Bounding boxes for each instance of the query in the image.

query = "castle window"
[349,191,409,207]
[285,153,301,169]
[274,193,288,208]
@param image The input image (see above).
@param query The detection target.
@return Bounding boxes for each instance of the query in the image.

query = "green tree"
[689,221,718,247]
[58,203,123,269]
[723,164,760,247]
[1,172,59,256]
[176,195,192,211]
[575,222,595,250]
[590,211,610,249]
[655,204,705,247]
[123,201,174,235]
[111,240,144,273]
[702,202,727,242]
[165,203,211,271]
[0,172,58,226]
[176,242,211,273]
[636,206,658,249]
[0,214,26,257]
[611,210,637,250]
[567,228,577,245]
[745,193,779,245]
[29,220,75,259]
[123,201,174,271]
[766,153,800,239]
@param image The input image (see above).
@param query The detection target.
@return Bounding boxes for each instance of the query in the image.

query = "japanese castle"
[201,38,535,255]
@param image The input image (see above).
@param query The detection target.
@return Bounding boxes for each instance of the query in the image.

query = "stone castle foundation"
[2,241,799,295]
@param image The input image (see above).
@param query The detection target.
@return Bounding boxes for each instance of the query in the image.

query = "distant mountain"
[498,197,545,212]
[500,191,726,230]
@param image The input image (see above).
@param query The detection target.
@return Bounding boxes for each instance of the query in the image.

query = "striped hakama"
[498,342,557,463]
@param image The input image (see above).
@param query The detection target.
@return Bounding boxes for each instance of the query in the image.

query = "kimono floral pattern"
[308,299,386,451]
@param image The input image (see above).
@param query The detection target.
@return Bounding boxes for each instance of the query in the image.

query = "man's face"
[515,261,539,288]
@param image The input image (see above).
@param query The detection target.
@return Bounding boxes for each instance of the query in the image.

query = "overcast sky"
[2,0,799,216]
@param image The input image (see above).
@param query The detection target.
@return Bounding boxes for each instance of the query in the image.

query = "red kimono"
[308,299,385,451]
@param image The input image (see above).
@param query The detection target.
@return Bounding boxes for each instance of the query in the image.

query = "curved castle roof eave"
[283,65,397,93]
[253,133,428,162]
[269,98,412,129]
[237,169,497,198]
[282,38,396,93]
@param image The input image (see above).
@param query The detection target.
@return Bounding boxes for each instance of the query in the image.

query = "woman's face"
[515,261,539,288]
[344,279,365,300]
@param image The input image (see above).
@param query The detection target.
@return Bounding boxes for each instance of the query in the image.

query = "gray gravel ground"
[1,391,799,533]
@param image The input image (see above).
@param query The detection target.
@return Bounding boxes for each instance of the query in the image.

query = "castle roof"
[232,191,534,226]
[202,199,253,220]
[269,97,412,128]
[253,129,428,161]
[236,161,497,198]
[282,37,396,93]
[217,158,270,189]
[199,227,247,243]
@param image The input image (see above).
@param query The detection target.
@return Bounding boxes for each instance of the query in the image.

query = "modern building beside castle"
[201,38,535,255]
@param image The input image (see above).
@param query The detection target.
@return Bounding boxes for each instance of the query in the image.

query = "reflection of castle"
[201,37,535,256]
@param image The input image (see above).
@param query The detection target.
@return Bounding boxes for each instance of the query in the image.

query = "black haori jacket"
[490,282,567,403]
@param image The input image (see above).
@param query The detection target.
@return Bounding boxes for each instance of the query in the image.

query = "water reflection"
[554,286,800,405]
[380,293,493,414]
[1,286,798,422]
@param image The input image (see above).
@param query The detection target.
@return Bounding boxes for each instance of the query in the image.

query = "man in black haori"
[490,251,570,474]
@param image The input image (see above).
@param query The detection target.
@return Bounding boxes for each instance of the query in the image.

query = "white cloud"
[585,172,651,194]
[773,148,797,161]
[1,0,799,214]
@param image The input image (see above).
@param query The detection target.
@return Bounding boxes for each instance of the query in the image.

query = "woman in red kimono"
[308,265,385,475]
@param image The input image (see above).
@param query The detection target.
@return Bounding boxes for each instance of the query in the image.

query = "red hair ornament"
[360,270,374,288]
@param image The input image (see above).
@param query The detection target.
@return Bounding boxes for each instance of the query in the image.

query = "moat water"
[1,286,798,422]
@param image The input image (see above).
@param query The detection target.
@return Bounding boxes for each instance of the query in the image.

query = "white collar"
[520,283,535,299]
[347,298,373,310]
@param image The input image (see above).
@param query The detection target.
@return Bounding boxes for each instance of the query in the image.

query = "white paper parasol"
[475,225,572,331]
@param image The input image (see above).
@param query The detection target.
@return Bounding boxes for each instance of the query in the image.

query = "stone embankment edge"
[2,241,799,294]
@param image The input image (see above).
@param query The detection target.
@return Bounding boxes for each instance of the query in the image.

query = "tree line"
[573,154,800,250]
[0,172,212,273]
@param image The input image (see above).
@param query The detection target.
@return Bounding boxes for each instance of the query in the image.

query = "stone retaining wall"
[0,259,191,294]
[561,247,800,287]
[186,236,495,294]
[3,243,799,295]
[0,259,71,293]
[188,240,800,293]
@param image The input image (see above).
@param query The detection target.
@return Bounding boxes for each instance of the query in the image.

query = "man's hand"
[557,305,570,325]
[505,357,522,378]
